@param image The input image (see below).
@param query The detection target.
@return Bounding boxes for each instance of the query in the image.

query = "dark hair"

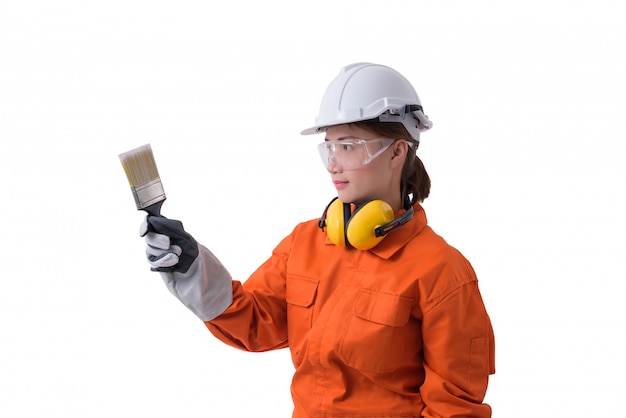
[353,121,431,204]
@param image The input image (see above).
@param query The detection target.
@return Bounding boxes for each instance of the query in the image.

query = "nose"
[326,156,342,173]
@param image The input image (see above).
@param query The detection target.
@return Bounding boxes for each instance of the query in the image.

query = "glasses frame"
[317,137,396,170]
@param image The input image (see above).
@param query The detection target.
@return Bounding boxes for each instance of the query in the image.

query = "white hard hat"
[301,63,432,140]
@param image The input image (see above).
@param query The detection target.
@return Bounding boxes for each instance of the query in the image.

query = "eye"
[340,143,354,151]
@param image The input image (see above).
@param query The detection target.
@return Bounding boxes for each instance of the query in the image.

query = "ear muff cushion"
[346,200,395,250]
[324,198,348,247]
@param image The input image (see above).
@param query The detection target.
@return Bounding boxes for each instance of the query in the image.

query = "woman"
[141,63,495,417]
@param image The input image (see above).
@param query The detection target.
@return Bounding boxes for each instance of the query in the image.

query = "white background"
[1,1,624,416]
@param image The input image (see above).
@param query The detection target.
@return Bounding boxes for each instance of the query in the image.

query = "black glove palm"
[143,216,199,274]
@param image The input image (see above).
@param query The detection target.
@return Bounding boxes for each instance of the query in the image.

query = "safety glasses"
[317,137,395,170]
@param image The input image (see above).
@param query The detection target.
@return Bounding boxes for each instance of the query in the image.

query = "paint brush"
[118,143,166,217]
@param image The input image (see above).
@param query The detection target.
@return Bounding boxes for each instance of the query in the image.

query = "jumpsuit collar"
[321,203,428,259]
[370,202,428,259]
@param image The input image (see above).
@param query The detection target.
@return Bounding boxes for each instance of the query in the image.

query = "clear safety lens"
[317,138,395,170]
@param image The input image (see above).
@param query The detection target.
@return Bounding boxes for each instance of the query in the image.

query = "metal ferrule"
[131,178,166,210]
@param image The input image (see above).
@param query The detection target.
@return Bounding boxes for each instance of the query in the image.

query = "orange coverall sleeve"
[419,276,495,417]
[205,235,292,353]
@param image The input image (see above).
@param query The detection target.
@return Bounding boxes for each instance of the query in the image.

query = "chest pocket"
[286,275,319,367]
[338,289,417,373]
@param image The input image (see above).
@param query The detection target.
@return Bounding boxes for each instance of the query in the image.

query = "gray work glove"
[139,216,233,321]
[140,216,199,273]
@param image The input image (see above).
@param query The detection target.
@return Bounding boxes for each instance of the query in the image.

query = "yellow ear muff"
[346,200,395,250]
[324,198,348,247]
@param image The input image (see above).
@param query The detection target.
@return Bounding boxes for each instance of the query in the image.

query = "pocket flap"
[286,275,319,308]
[353,289,412,327]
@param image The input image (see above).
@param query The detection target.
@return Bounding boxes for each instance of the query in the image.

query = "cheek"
[365,161,392,183]
[357,169,392,194]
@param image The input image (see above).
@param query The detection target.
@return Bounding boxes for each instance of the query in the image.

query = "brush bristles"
[119,144,160,187]
[119,143,166,212]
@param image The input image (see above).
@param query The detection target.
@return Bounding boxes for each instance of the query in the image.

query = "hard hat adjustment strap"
[387,104,423,118]
[378,105,424,124]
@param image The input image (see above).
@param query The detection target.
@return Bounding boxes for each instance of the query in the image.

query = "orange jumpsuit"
[207,203,495,417]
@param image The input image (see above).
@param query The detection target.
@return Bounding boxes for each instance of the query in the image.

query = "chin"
[338,191,367,206]
[336,191,354,204]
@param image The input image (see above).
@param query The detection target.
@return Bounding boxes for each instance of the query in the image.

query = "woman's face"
[323,124,407,210]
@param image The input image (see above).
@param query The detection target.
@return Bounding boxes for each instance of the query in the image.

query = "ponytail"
[402,147,430,204]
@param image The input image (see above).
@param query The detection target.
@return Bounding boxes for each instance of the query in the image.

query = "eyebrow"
[324,135,358,142]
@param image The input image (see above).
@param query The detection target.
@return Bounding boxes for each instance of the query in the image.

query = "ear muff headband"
[319,197,414,250]
[373,202,414,237]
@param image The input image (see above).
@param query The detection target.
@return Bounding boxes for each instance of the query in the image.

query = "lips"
[333,180,348,190]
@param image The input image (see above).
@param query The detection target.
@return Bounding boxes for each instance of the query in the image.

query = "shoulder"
[273,218,327,255]
[415,232,478,312]
[397,210,479,311]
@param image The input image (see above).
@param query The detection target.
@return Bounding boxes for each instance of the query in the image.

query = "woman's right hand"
[140,216,199,274]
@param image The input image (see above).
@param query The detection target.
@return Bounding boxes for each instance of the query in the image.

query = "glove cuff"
[161,244,233,321]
